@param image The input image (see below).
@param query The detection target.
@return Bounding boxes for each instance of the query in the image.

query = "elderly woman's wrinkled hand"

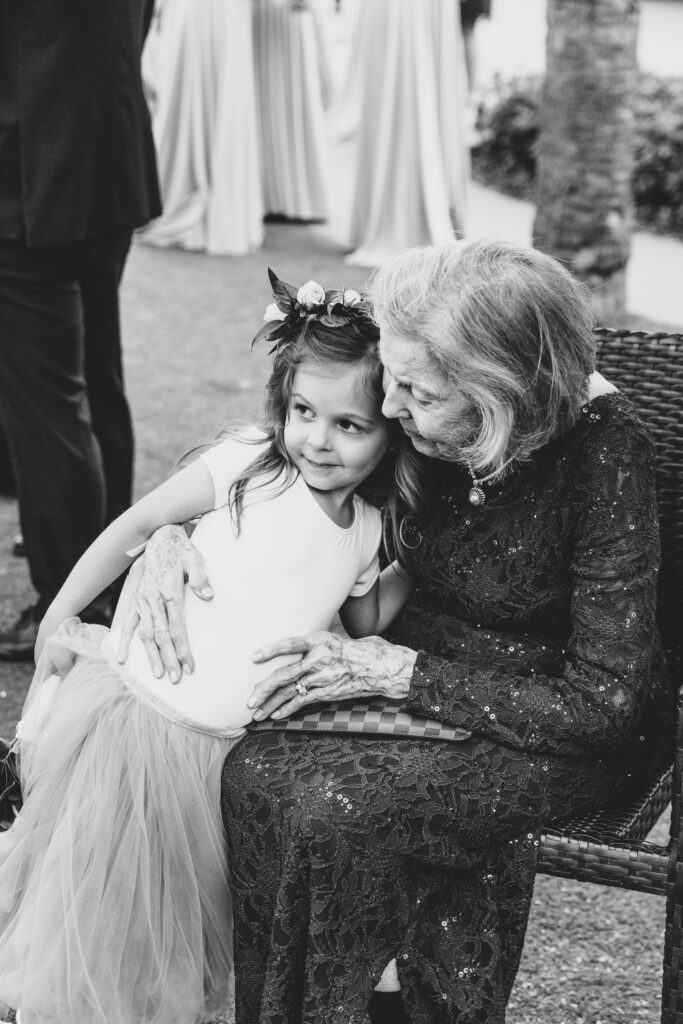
[248,631,417,721]
[117,524,213,682]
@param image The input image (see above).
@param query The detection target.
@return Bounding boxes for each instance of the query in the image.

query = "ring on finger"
[295,679,308,697]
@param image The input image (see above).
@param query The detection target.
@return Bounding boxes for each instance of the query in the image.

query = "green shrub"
[471,77,541,202]
[471,73,683,236]
[633,74,683,234]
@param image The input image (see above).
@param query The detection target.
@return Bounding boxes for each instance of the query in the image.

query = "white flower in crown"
[296,280,326,310]
[263,302,286,323]
[343,289,362,308]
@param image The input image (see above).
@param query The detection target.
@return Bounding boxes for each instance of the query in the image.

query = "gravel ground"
[0,223,677,1023]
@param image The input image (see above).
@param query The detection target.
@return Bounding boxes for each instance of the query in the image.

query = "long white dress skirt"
[0,619,240,1024]
[253,0,329,221]
[141,0,264,256]
[324,0,364,143]
[345,0,470,266]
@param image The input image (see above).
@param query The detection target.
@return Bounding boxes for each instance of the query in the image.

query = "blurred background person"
[461,0,492,94]
[0,0,160,659]
[253,0,330,222]
[344,0,470,266]
[141,0,264,256]
[143,0,330,257]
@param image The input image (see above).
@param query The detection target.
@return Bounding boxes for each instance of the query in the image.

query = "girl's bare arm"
[36,459,215,661]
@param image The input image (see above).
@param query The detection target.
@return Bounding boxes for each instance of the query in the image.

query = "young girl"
[0,272,419,1024]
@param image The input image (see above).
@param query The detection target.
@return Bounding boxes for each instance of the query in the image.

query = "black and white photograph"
[1,2,682,1022]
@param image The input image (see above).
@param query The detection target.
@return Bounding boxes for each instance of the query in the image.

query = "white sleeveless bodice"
[107,436,381,732]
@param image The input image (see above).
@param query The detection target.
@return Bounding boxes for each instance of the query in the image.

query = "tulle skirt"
[0,620,240,1024]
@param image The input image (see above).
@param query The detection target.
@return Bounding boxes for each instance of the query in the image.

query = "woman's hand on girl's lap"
[248,631,417,721]
[117,524,214,681]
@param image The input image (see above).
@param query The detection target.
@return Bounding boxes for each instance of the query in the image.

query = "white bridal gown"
[345,0,470,266]
[141,0,264,256]
[252,0,329,221]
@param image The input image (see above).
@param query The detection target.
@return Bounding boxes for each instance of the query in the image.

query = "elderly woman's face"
[379,332,475,461]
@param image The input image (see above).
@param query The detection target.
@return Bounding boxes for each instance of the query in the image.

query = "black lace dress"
[221,393,673,1024]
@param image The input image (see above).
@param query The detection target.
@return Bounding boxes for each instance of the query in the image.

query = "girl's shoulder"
[199,426,271,494]
[201,425,269,463]
[209,424,268,449]
[352,493,383,533]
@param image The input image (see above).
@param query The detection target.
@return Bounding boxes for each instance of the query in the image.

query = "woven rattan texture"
[540,330,683,870]
[589,331,683,691]
[536,331,683,1023]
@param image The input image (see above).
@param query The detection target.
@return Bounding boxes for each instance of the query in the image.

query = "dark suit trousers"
[0,232,133,610]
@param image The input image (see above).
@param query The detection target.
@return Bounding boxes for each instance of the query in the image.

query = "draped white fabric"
[140,0,467,259]
[324,1,364,142]
[141,0,264,256]
[345,0,470,267]
[253,0,329,221]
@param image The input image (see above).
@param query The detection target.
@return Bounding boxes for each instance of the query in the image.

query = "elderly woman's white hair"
[369,239,596,474]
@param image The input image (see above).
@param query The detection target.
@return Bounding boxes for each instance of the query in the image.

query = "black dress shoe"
[0,604,41,661]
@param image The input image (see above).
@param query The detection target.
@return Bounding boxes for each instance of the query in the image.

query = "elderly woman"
[126,240,672,1024]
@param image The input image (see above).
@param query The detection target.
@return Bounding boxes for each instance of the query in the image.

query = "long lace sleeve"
[401,415,661,756]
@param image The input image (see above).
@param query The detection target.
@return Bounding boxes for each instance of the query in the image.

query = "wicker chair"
[537,328,683,1024]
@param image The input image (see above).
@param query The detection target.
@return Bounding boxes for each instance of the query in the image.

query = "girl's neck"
[306,484,356,529]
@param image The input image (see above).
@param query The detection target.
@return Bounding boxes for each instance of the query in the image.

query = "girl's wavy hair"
[369,239,596,475]
[215,275,433,561]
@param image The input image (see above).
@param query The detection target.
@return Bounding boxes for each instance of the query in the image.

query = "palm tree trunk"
[532,0,639,323]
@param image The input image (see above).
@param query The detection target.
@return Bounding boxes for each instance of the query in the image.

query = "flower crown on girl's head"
[251,268,370,353]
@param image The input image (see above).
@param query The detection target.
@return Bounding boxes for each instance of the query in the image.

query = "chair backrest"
[595,329,683,693]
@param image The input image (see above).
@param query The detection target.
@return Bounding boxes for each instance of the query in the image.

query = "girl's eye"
[294,403,314,419]
[338,420,361,433]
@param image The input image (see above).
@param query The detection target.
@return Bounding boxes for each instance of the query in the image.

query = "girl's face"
[379,331,476,462]
[284,360,393,503]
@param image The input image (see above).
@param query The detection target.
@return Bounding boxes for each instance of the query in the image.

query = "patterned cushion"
[247,700,471,742]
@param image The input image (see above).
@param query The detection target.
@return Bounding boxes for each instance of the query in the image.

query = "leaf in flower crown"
[267,267,298,308]
[251,320,288,350]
